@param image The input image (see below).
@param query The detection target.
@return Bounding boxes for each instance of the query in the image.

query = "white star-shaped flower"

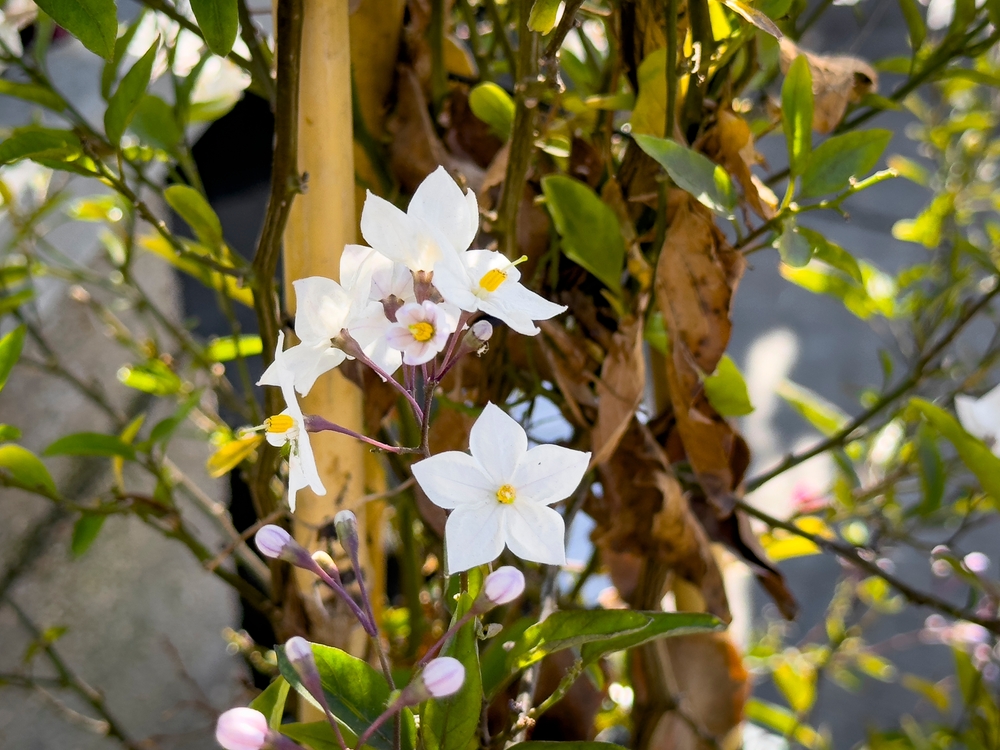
[432,250,567,336]
[258,275,400,395]
[411,403,590,573]
[385,301,457,366]
[261,332,326,511]
[956,383,1000,456]
[359,166,478,274]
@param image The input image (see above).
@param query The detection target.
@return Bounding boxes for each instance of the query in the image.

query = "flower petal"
[411,451,496,509]
[956,394,987,439]
[504,502,566,566]
[278,341,346,395]
[339,243,379,294]
[432,260,478,312]
[361,190,421,266]
[511,444,591,505]
[469,402,527,485]
[480,282,567,336]
[295,428,326,498]
[293,277,353,342]
[408,166,479,254]
[444,502,506,573]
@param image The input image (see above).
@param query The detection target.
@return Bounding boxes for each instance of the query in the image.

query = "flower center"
[496,484,517,505]
[478,255,529,294]
[264,414,295,433]
[409,321,435,342]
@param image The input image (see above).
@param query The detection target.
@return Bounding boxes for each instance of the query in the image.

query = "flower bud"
[482,566,525,606]
[420,657,466,698]
[463,320,493,354]
[216,707,269,750]
[334,510,360,560]
[255,525,293,559]
[311,550,339,576]
[284,636,313,664]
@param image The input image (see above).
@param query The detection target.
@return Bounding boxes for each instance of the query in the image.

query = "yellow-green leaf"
[207,434,264,478]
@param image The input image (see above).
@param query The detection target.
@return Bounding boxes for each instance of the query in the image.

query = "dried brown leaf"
[700,109,777,220]
[779,38,878,134]
[591,308,648,467]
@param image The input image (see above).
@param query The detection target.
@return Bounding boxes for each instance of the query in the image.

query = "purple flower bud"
[284,636,313,664]
[483,566,524,605]
[421,657,465,698]
[255,525,292,559]
[964,551,990,573]
[334,510,360,560]
[216,707,269,750]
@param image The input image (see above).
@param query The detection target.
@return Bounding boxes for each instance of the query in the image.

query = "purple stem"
[353,700,403,750]
[304,415,419,455]
[309,560,377,636]
[436,310,472,379]
[336,331,423,421]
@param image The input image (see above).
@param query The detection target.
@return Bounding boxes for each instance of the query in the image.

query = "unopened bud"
[311,550,338,575]
[464,320,493,354]
[215,707,269,750]
[284,636,313,664]
[420,657,466,699]
[334,510,360,560]
[482,566,525,606]
[255,525,293,559]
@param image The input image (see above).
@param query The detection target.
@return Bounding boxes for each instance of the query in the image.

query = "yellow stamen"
[478,255,528,293]
[496,484,517,505]
[409,321,435,342]
[264,414,295,433]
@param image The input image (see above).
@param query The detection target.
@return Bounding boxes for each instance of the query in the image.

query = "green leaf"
[798,130,892,199]
[0,128,82,167]
[0,288,35,317]
[44,432,138,460]
[0,80,66,111]
[468,82,515,141]
[717,0,782,37]
[897,0,926,53]
[71,513,106,556]
[117,360,183,395]
[781,261,895,320]
[632,134,736,216]
[190,0,238,56]
[105,38,159,146]
[282,722,359,750]
[797,227,862,282]
[540,175,625,294]
[914,423,944,515]
[0,444,57,496]
[782,55,813,177]
[508,744,629,750]
[0,325,26,394]
[777,380,850,437]
[776,223,812,267]
[102,13,145,99]
[164,185,224,252]
[420,591,482,750]
[250,677,291,729]
[130,95,183,152]
[277,643,416,750]
[34,0,118,61]
[630,48,667,137]
[703,355,754,417]
[0,425,22,441]
[912,398,1000,501]
[205,334,263,362]
[577,611,723,664]
[145,390,202,448]
[745,698,825,749]
[527,0,561,33]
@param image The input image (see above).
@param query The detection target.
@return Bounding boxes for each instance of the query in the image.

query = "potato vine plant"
[1,0,1000,748]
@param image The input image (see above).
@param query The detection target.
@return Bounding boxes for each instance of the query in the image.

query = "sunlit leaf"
[117,359,182,396]
[105,39,159,145]
[798,130,892,199]
[703,355,754,417]
[0,444,57,496]
[912,398,1000,500]
[164,184,225,252]
[45,432,138,460]
[717,0,782,37]
[782,55,813,177]
[0,80,66,111]
[527,0,561,33]
[207,433,264,478]
[34,0,117,60]
[0,325,26,394]
[468,83,515,141]
[777,380,850,437]
[633,134,736,216]
[250,677,291,729]
[190,0,238,56]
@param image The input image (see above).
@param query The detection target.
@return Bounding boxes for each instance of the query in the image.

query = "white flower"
[359,166,479,274]
[411,403,590,573]
[385,301,457,365]
[341,243,416,305]
[433,250,566,336]
[956,383,1000,456]
[258,275,399,395]
[261,332,326,510]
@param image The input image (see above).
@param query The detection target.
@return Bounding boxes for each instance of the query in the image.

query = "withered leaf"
[591,307,647,467]
[700,109,778,220]
[779,38,878,134]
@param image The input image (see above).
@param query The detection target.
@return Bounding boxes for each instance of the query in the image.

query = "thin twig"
[204,509,286,573]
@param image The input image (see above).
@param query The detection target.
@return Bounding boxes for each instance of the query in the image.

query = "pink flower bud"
[421,657,465,698]
[483,566,525,605]
[255,525,292,559]
[216,707,269,750]
[284,636,313,663]
[334,510,360,560]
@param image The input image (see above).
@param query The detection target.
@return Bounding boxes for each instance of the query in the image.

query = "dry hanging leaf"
[779,37,878,134]
[591,308,647,466]
[700,109,778,220]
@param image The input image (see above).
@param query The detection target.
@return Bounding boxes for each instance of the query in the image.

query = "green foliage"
[527,0,561,34]
[0,444,58,496]
[277,643,417,750]
[468,83,516,141]
[913,398,1000,500]
[798,130,893,199]
[164,185,225,252]
[0,325,26,393]
[34,0,118,61]
[71,513,107,556]
[190,0,239,56]
[105,39,159,146]
[540,175,625,294]
[250,677,291,728]
[633,134,736,216]
[44,432,139,460]
[703,355,754,417]
[777,380,850,437]
[0,128,82,167]
[782,55,813,178]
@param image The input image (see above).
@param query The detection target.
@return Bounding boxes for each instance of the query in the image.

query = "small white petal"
[511,445,591,505]
[956,394,986,438]
[339,243,379,294]
[361,190,421,266]
[412,452,496,509]
[293,277,352,342]
[444,502,506,573]
[481,283,566,335]
[504,503,566,566]
[432,260,479,312]
[469,403,527,485]
[279,342,346,396]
